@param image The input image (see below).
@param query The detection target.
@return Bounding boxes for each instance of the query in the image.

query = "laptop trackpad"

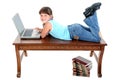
[23,29,33,36]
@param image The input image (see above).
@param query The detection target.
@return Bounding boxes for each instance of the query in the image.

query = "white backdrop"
[0,0,120,80]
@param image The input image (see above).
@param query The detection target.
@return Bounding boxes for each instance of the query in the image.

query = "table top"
[13,35,107,46]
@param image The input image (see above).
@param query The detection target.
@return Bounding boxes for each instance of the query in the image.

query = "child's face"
[40,13,52,23]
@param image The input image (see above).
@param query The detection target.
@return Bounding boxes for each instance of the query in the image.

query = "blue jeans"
[68,12,101,42]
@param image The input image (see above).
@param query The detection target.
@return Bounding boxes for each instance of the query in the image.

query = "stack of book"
[72,56,92,77]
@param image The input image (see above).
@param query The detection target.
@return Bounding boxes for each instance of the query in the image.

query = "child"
[35,2,102,42]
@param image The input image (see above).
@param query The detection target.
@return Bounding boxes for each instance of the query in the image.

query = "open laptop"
[12,13,41,39]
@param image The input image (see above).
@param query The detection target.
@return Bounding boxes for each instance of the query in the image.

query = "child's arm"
[40,22,52,38]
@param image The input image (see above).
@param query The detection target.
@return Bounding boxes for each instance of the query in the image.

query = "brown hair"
[39,7,53,15]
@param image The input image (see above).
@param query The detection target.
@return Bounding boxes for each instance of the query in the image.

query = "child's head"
[39,7,53,23]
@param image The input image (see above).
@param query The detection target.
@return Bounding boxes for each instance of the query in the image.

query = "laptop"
[12,13,41,39]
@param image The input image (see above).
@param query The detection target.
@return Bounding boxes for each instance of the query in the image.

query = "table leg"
[15,46,21,78]
[98,46,105,77]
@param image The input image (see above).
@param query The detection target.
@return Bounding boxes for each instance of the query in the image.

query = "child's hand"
[35,27,43,32]
[35,27,40,30]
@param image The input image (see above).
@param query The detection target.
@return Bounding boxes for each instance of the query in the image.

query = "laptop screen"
[12,13,25,35]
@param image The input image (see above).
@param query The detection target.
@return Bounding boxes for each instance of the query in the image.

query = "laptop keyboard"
[23,29,33,36]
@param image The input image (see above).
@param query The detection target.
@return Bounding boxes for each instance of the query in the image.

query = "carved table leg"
[98,46,105,77]
[15,45,21,78]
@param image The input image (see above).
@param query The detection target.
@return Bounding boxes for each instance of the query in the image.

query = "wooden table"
[13,35,107,78]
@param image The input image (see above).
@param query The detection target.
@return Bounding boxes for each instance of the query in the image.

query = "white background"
[0,0,120,80]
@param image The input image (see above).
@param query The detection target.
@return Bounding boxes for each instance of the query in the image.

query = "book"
[72,56,92,77]
[72,59,92,70]
[72,64,90,77]
[72,56,92,66]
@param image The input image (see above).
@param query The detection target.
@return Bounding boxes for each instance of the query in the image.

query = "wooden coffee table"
[13,35,107,78]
